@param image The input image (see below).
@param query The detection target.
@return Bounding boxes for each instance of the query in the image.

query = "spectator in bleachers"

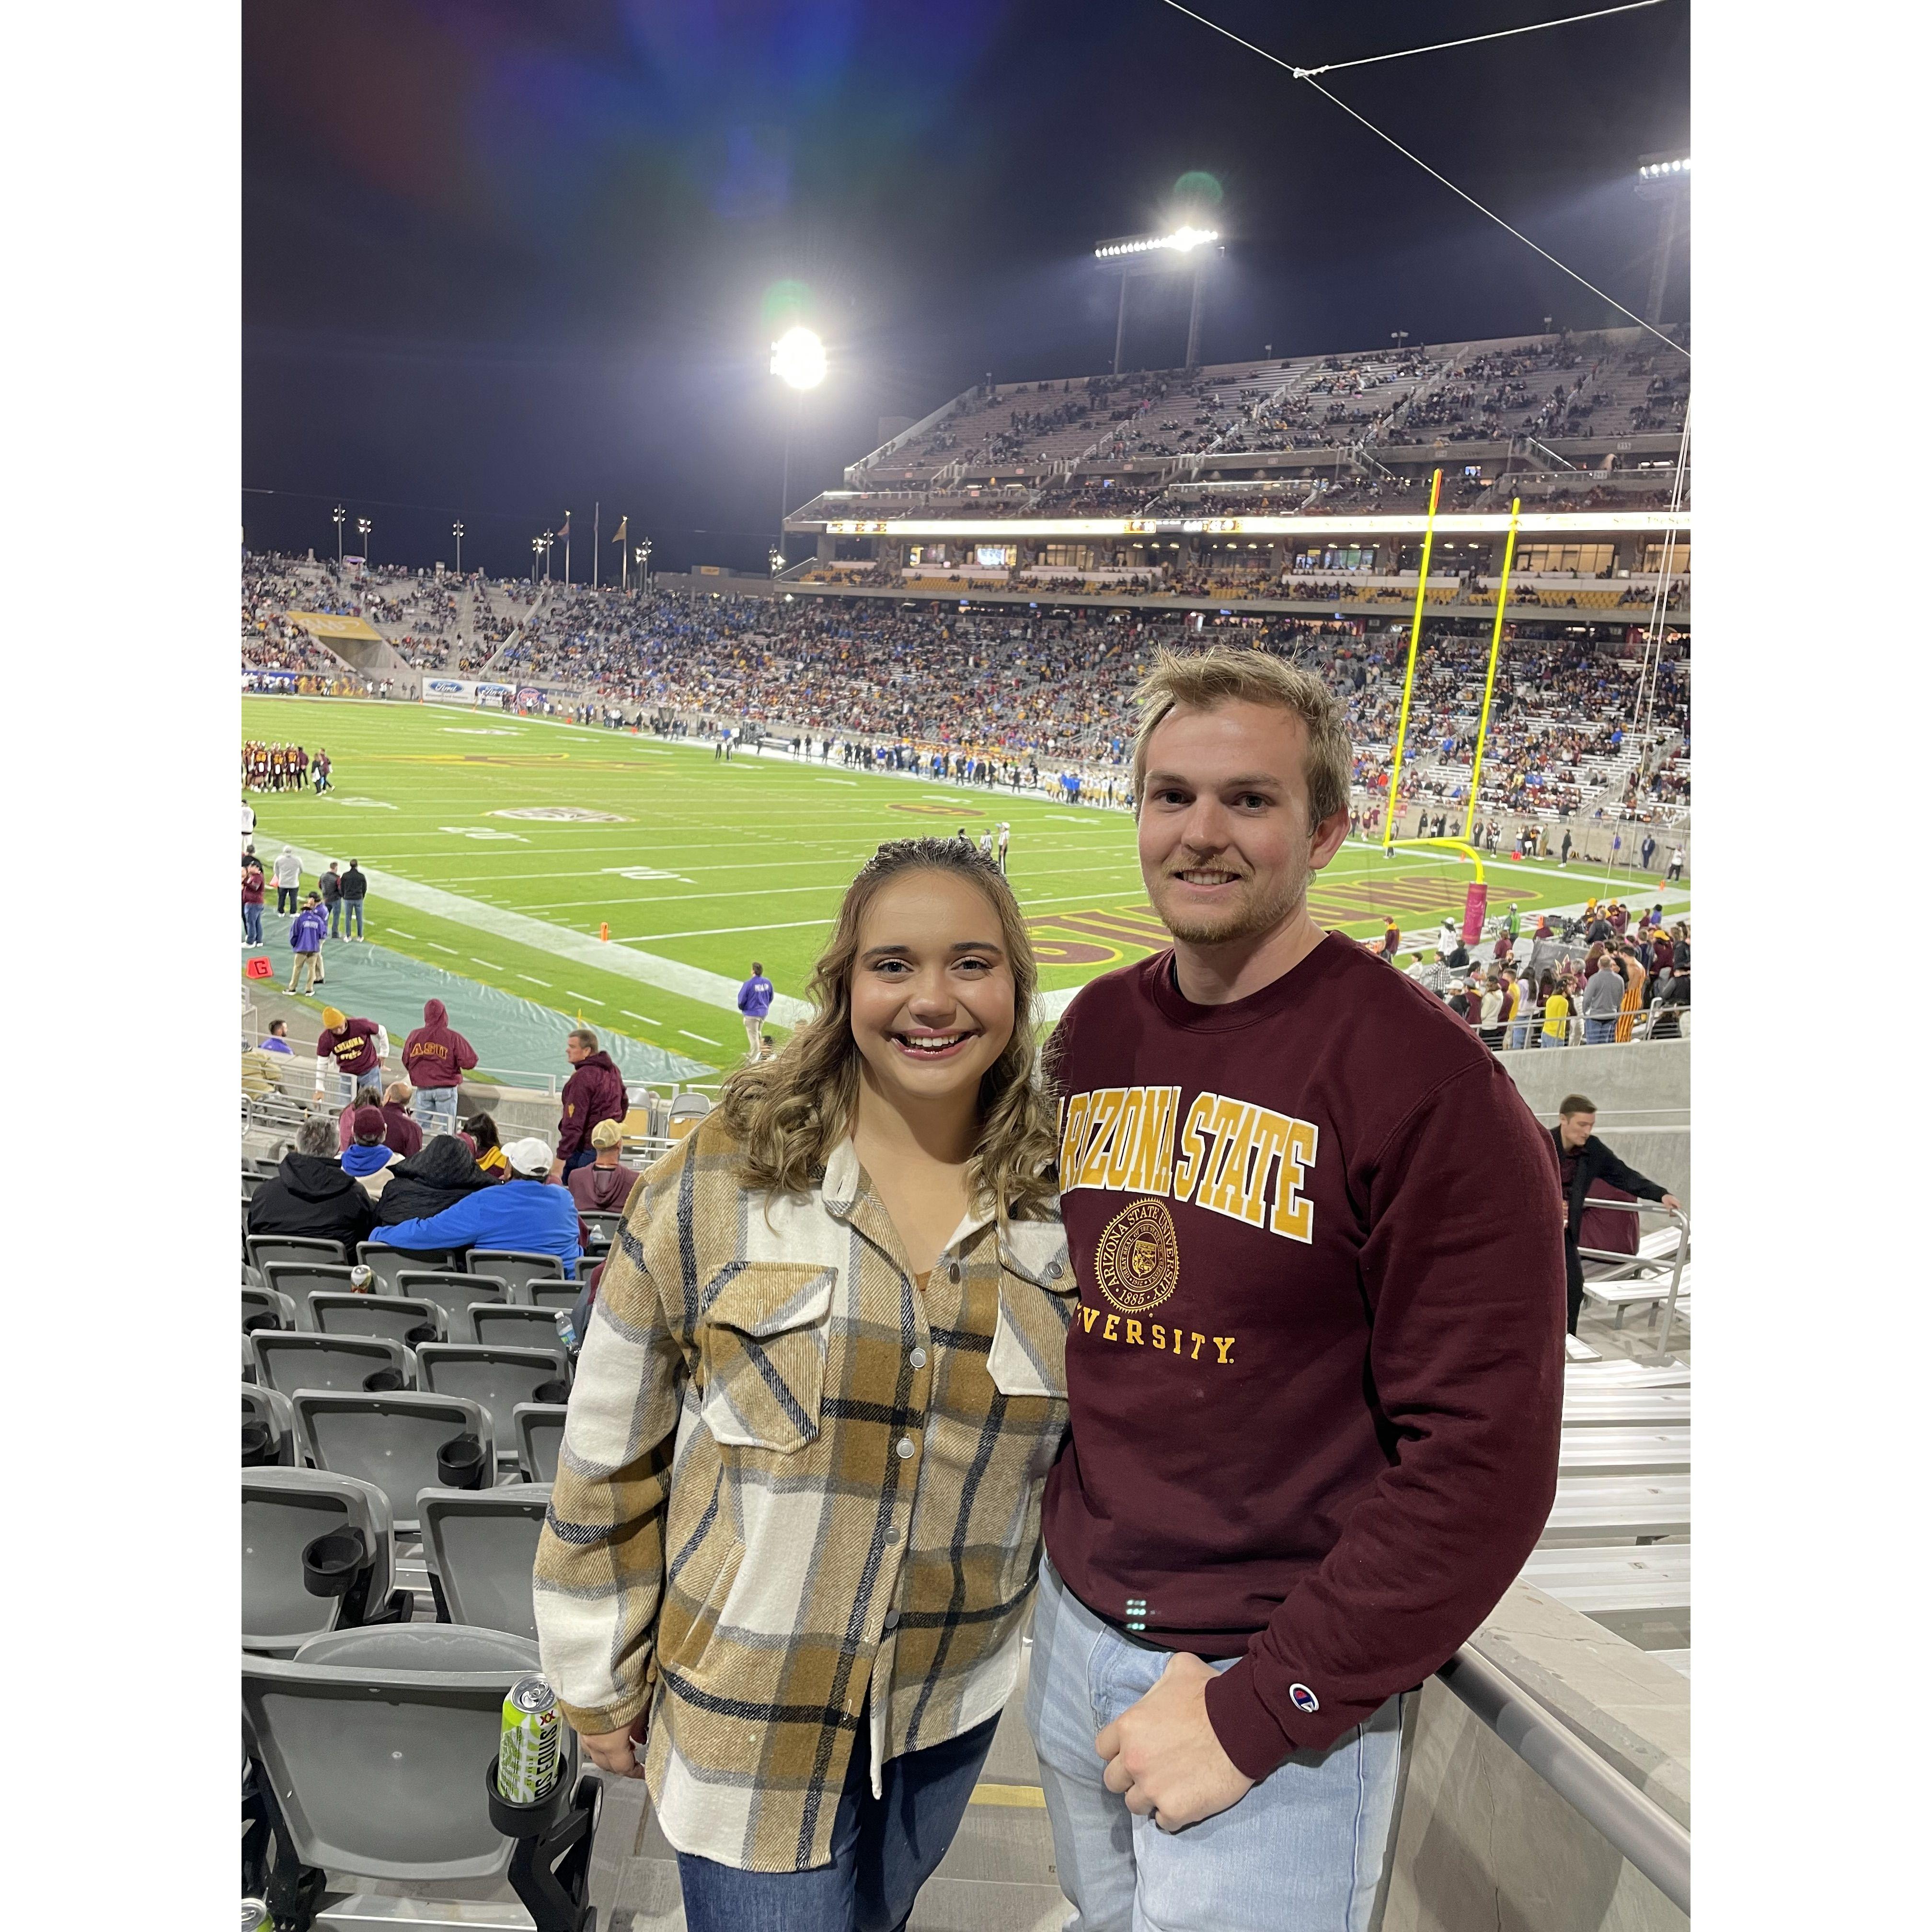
[380,1134,583,1267]
[380,1082,423,1161]
[463,1111,510,1177]
[247,1116,378,1249]
[372,1131,496,1266]
[401,998,478,1134]
[337,1084,385,1150]
[314,1009,386,1107]
[532,837,1063,1924]
[566,1119,642,1215]
[1576,958,1628,1044]
[1552,1096,1680,1334]
[341,1105,402,1198]
[262,1019,291,1055]
[551,1029,625,1181]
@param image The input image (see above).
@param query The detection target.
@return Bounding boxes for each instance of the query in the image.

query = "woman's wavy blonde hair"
[719,837,1058,1223]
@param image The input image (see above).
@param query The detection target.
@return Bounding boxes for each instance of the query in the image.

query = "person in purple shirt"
[736,960,774,1058]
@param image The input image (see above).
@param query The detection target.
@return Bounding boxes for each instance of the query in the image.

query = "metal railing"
[1576,1196,1691,1358]
[1437,1644,1690,1912]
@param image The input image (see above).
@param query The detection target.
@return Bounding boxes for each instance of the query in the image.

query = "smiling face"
[1138,699,1349,950]
[848,870,1016,1118]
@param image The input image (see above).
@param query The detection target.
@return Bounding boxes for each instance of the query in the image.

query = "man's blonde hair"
[1131,646,1352,828]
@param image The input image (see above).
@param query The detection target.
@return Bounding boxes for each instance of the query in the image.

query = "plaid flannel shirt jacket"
[532,1114,1074,1872]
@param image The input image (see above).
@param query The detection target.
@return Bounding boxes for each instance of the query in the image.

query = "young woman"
[461,1110,509,1177]
[533,838,1071,1932]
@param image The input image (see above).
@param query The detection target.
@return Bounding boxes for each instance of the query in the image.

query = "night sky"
[243,0,1690,575]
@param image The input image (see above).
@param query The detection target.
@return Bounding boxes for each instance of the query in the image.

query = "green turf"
[243,697,1688,1075]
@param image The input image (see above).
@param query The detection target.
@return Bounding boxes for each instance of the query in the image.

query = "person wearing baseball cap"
[378,1130,584,1268]
[314,1008,386,1110]
[341,1105,403,1199]
[567,1118,643,1217]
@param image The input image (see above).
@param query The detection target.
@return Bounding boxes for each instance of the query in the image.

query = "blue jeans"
[1026,1554,1403,1932]
[242,902,264,944]
[1584,1016,1618,1044]
[675,1702,998,1932]
[327,899,343,937]
[341,897,364,937]
[417,1086,460,1133]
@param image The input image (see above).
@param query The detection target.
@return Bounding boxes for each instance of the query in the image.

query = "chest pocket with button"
[986,1220,1077,1401]
[693,1262,836,1453]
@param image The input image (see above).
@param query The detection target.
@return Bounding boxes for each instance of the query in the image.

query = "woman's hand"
[578,1725,646,1779]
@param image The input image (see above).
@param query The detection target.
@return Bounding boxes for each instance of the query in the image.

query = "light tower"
[1635,155,1690,329]
[331,504,345,564]
[451,520,464,575]
[770,325,826,571]
[1093,224,1224,373]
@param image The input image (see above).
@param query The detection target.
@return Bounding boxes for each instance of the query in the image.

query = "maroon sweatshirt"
[316,1019,382,1078]
[1043,935,1564,1779]
[402,1000,479,1091]
[380,1101,423,1161]
[556,1050,626,1162]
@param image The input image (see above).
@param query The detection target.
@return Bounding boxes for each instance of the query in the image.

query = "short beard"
[1150,868,1305,948]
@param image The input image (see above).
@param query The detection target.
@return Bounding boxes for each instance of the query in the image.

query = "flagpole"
[564,512,571,586]
[594,503,599,589]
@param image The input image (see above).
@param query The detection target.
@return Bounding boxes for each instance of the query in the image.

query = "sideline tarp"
[252,934,712,1082]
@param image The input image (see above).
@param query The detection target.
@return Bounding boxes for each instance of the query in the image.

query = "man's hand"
[577,1724,645,1779]
[548,1162,565,1185]
[1095,1653,1254,1832]
[1660,1194,1682,1214]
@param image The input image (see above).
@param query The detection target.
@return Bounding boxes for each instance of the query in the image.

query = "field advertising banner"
[423,678,516,707]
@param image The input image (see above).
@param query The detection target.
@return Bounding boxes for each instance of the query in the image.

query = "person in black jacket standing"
[1553,1094,1681,1334]
[339,860,368,940]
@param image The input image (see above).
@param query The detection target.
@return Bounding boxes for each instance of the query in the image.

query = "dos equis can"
[497,1673,562,1804]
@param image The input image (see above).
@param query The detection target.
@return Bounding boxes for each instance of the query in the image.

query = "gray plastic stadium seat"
[247,1235,348,1274]
[243,1285,299,1333]
[468,1303,568,1363]
[513,1403,567,1485]
[263,1263,362,1332]
[241,1625,561,1885]
[356,1243,418,1295]
[414,1346,563,1453]
[417,1486,551,1640]
[243,1384,297,1465]
[243,1333,257,1384]
[291,1392,493,1533]
[310,1293,444,1346]
[526,1276,582,1312]
[243,1468,394,1657]
[394,1271,508,1343]
[242,1171,267,1202]
[668,1091,712,1123]
[579,1211,626,1251]
[250,1331,414,1400]
[468,1251,566,1302]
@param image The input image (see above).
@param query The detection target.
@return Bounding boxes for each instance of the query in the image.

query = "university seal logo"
[1094,1198,1180,1315]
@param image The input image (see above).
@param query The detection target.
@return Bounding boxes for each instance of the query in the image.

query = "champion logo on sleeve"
[1289,1682,1320,1714]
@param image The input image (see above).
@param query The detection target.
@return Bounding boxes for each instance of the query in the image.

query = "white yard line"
[622,1010,663,1025]
[518,975,552,988]
[566,991,606,1006]
[279,838,812,1024]
[679,1030,720,1045]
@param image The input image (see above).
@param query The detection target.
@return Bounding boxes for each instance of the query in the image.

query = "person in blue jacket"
[736,959,774,1059]
[380,1135,584,1268]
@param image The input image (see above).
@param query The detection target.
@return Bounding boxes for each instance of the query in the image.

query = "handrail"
[1436,1644,1690,1914]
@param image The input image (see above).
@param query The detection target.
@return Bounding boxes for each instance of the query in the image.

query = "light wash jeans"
[1026,1554,1403,1932]
[416,1086,460,1134]
[1584,1015,1618,1045]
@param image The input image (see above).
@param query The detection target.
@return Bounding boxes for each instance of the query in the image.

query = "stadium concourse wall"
[1501,1037,1689,1207]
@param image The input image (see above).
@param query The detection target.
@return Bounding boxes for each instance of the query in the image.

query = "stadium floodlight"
[451,520,464,575]
[771,325,827,391]
[1638,157,1690,179]
[1092,226,1220,260]
[1635,153,1692,330]
[356,516,371,564]
[769,546,786,578]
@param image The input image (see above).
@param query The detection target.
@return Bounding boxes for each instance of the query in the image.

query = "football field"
[243,698,1688,1078]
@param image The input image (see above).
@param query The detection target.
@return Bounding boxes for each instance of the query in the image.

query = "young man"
[313,1007,386,1109]
[736,960,774,1058]
[287,892,327,996]
[319,862,344,938]
[550,1028,625,1180]
[261,1019,293,1055]
[339,859,368,940]
[272,845,301,915]
[1552,1096,1681,1334]
[401,998,478,1135]
[1031,648,1564,1932]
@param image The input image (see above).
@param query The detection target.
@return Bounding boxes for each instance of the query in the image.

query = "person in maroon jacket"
[402,999,478,1136]
[313,1008,385,1109]
[548,1027,626,1180]
[1026,647,1564,1932]
[380,1081,424,1162]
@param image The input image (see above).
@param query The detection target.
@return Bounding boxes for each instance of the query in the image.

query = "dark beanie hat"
[353,1105,387,1143]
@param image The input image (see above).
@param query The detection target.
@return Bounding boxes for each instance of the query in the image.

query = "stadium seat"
[511,1403,568,1486]
[250,1330,415,1401]
[356,1242,418,1295]
[243,1284,298,1333]
[417,1485,551,1640]
[526,1277,581,1312]
[1540,1473,1690,1545]
[579,1211,625,1253]
[242,1385,296,1467]
[247,1235,348,1274]
[263,1262,362,1331]
[469,1303,569,1363]
[415,1345,566,1455]
[240,1624,566,1891]
[468,1250,566,1302]
[290,1391,494,1532]
[310,1292,444,1346]
[394,1270,509,1342]
[242,1467,398,1657]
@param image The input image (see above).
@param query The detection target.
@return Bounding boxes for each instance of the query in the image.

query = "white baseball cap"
[503,1137,553,1176]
